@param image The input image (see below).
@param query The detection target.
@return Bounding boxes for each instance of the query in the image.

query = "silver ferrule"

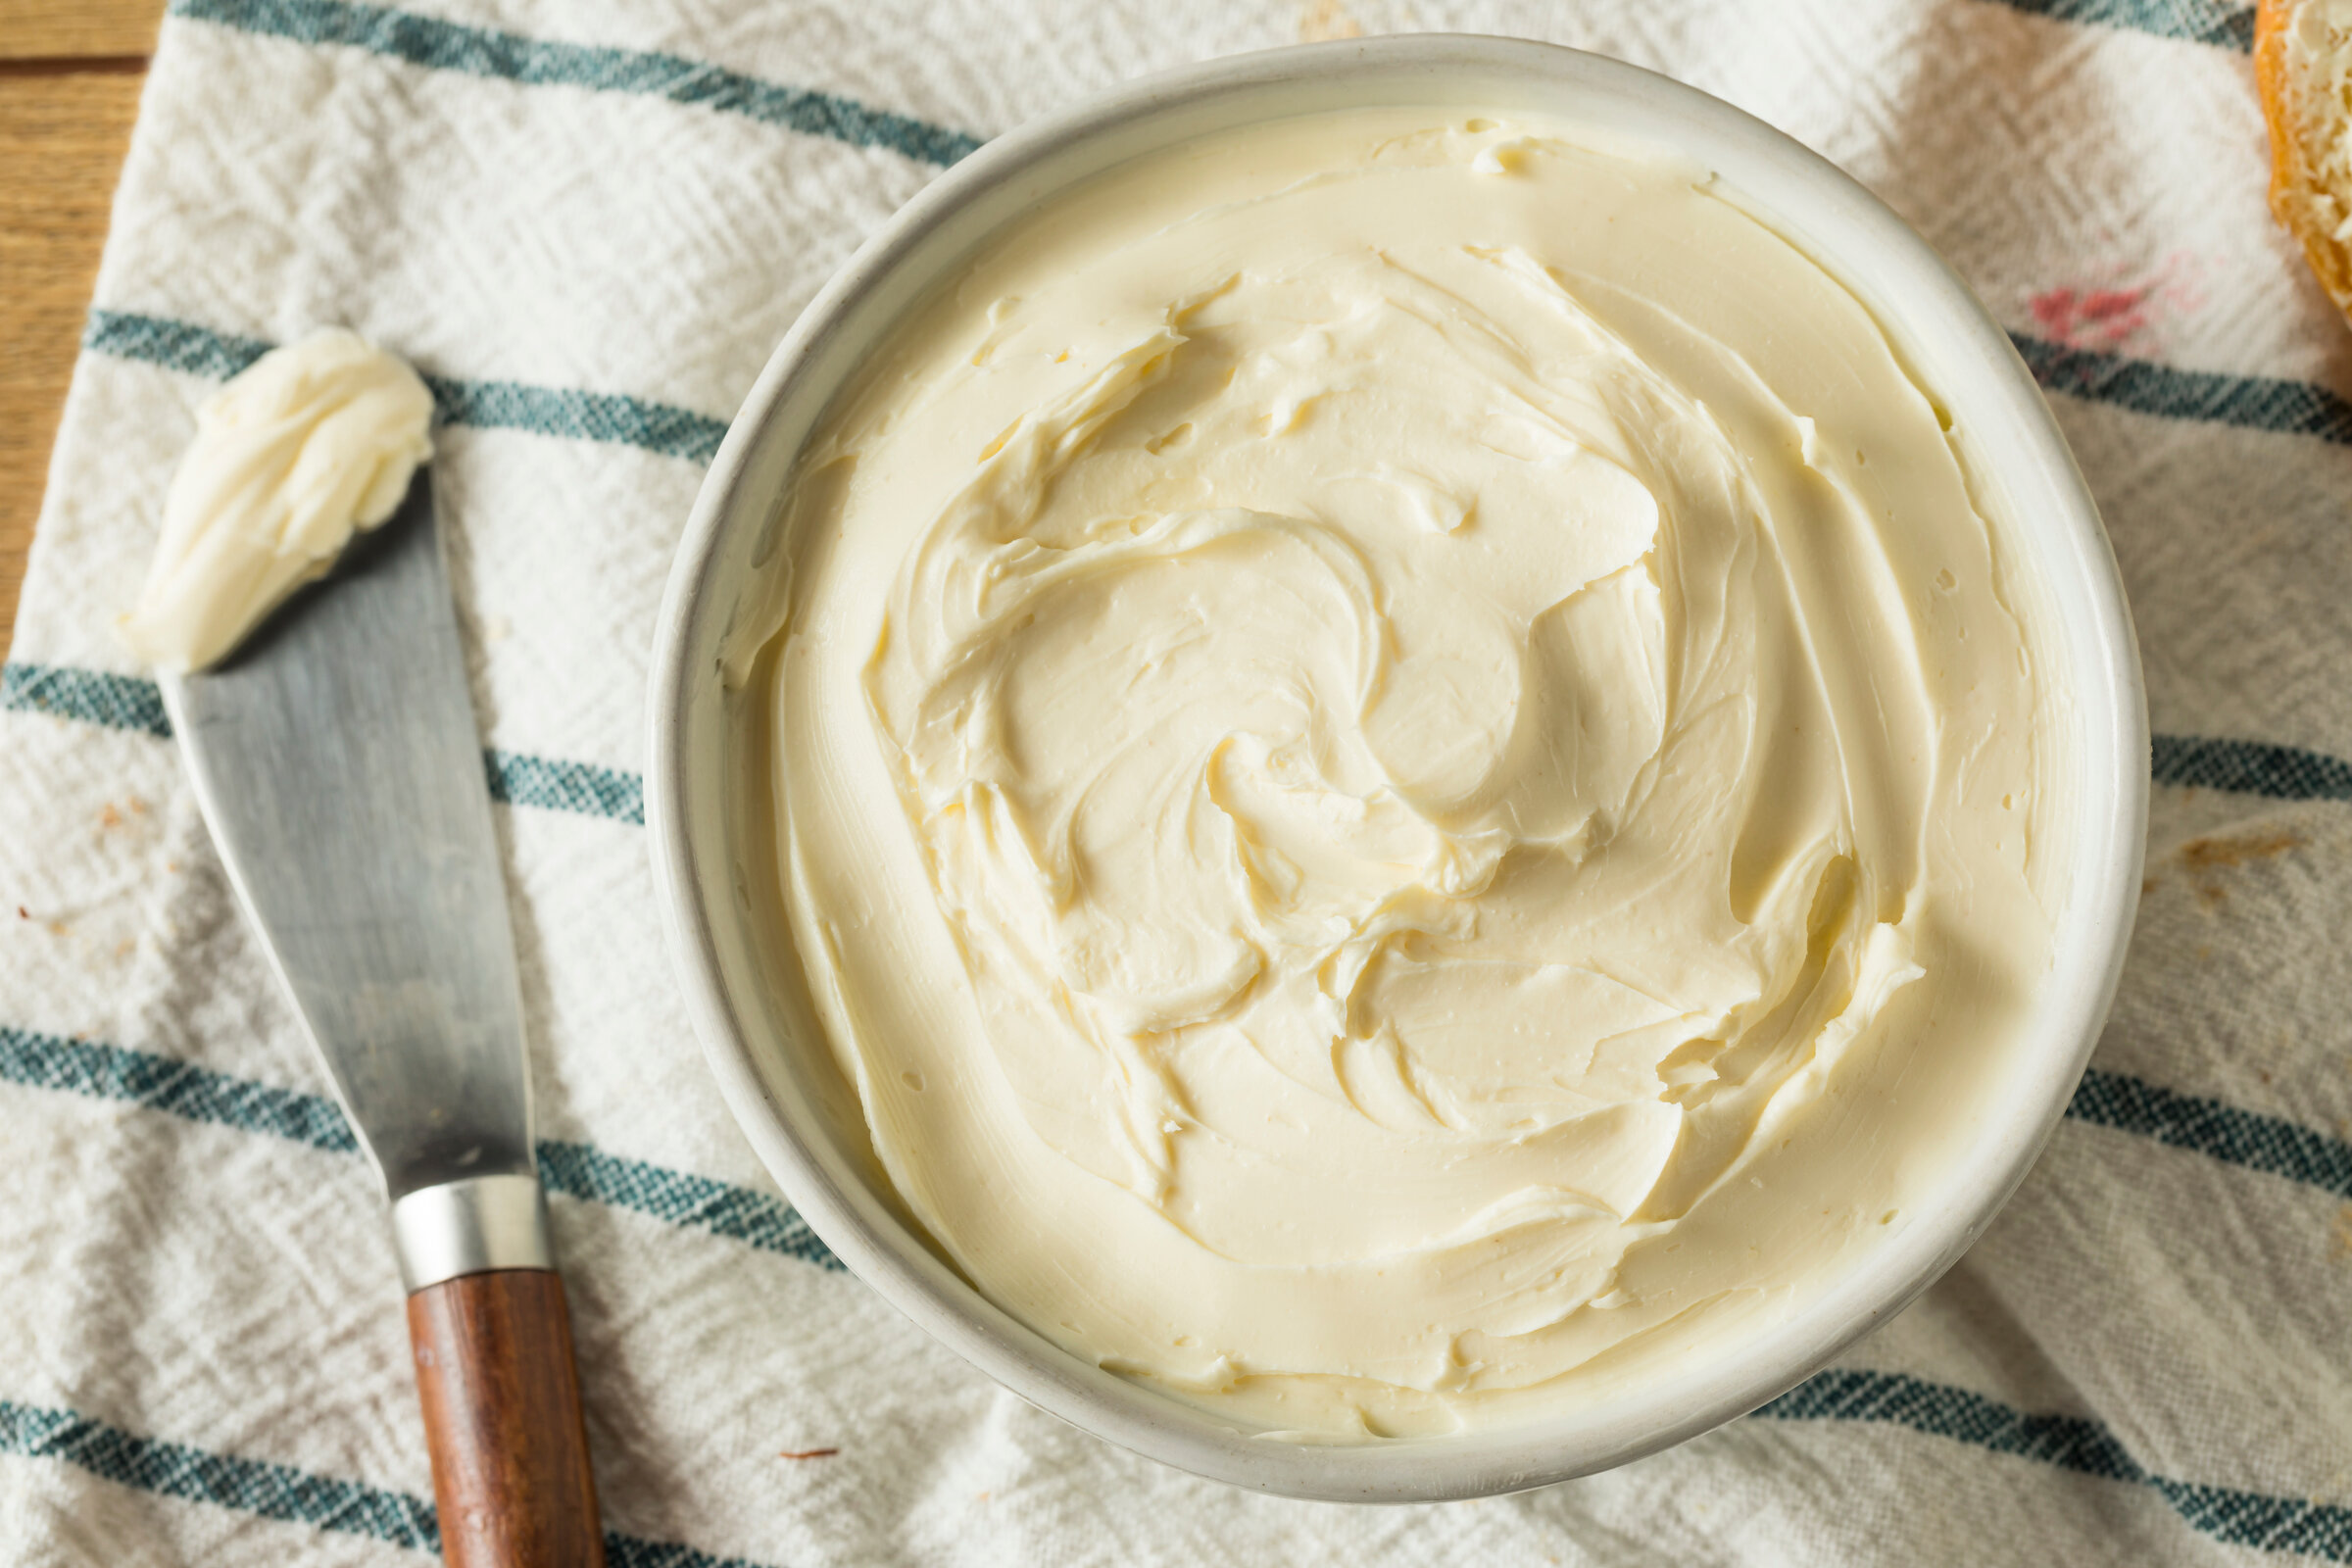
[389,1174,555,1293]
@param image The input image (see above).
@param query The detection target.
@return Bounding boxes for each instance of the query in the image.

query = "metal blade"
[163,470,533,1201]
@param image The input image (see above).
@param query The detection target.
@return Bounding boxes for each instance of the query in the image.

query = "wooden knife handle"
[407,1269,606,1568]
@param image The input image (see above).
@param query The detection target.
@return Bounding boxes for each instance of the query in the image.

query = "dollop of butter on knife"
[121,327,434,673]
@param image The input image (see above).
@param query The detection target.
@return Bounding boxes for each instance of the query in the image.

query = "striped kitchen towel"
[4,0,2350,1562]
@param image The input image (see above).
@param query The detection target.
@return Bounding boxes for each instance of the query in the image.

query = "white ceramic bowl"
[648,34,2147,1502]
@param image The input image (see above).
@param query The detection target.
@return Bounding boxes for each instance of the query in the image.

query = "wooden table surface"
[1,0,167,653]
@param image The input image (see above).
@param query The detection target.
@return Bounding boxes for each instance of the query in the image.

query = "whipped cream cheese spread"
[122,328,433,672]
[758,112,2055,1439]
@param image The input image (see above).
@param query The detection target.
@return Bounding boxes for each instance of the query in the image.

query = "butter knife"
[161,469,605,1568]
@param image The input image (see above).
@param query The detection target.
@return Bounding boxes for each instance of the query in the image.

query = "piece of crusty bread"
[2258,0,2352,315]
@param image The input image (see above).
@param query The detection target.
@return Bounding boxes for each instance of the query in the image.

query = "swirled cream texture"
[760,113,2053,1439]
[122,328,434,673]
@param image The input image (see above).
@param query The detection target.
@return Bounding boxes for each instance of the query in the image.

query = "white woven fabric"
[5,1,2351,1562]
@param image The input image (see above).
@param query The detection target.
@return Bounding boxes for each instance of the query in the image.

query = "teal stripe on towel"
[14,1022,2352,1558]
[174,0,2242,139]
[82,311,730,465]
[2069,1068,2352,1199]
[0,1397,778,1566]
[485,749,645,825]
[1,662,172,739]
[2152,734,2352,802]
[21,1015,2352,1277]
[0,1029,358,1153]
[20,657,2352,826]
[4,662,645,826]
[1759,1369,2352,1560]
[536,1141,836,1268]
[0,1025,841,1271]
[80,312,270,380]
[0,1398,439,1552]
[2012,332,2352,446]
[8,1369,2343,1562]
[0,661,168,733]
[83,306,2352,472]
[1988,0,2253,50]
[170,0,985,167]
[424,374,727,466]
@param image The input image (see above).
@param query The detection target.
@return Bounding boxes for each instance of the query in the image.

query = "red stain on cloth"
[2027,256,2206,356]
[2031,285,2152,351]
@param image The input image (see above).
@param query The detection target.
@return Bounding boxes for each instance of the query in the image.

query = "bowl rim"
[647,32,2148,1502]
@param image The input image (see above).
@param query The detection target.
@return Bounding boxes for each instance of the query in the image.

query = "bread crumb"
[1298,0,1361,39]
[2180,827,2306,870]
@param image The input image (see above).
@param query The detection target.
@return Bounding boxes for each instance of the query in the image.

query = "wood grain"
[0,0,163,655]
[408,1270,607,1568]
[0,0,162,61]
